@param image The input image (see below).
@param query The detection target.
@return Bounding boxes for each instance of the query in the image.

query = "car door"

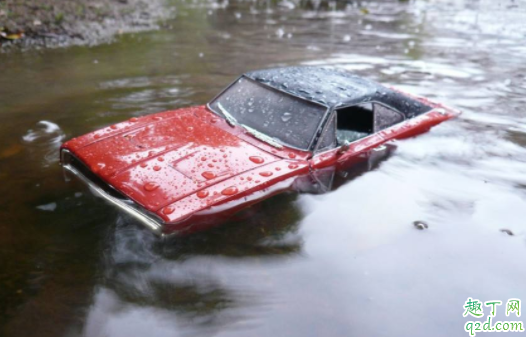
[310,103,403,171]
[308,108,377,173]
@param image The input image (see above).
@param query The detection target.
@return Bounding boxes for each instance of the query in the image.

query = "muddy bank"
[0,0,172,50]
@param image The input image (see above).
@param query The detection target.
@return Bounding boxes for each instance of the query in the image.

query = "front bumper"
[61,149,166,236]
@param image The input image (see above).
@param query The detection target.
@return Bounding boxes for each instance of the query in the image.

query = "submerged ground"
[1,0,526,336]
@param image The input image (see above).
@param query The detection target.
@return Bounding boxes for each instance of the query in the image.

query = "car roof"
[244,66,431,118]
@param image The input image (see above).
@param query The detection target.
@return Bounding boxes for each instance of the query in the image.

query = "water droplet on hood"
[221,186,238,196]
[197,190,209,198]
[249,156,264,164]
[163,206,175,215]
[144,182,159,191]
[202,171,216,180]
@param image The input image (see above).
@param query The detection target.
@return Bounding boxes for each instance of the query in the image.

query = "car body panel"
[61,67,460,236]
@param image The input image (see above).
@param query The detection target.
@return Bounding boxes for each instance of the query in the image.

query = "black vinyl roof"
[245,66,431,118]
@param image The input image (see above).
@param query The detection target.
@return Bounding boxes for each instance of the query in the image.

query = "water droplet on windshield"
[281,112,292,122]
[153,165,161,171]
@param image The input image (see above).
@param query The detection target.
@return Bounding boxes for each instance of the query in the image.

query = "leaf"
[0,29,24,40]
[360,7,370,15]
[5,32,24,40]
[0,143,24,159]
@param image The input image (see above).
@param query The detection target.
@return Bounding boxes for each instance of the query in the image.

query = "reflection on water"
[1,0,526,336]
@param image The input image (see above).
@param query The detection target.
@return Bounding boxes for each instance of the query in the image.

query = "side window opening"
[336,103,373,144]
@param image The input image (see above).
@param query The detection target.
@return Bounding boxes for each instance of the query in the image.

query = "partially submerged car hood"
[62,106,285,213]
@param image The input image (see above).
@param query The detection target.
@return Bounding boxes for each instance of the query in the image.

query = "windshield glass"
[209,77,326,150]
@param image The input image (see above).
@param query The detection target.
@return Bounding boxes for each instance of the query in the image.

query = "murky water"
[2,0,526,336]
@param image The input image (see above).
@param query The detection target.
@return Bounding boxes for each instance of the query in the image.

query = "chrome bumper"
[61,149,165,236]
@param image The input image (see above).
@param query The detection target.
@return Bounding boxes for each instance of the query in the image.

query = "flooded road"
[1,0,526,336]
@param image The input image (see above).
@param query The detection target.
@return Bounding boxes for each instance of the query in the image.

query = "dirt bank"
[0,0,172,50]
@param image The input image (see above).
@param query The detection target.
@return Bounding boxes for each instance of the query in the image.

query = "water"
[1,0,526,336]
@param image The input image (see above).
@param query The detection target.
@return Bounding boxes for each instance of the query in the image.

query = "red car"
[60,66,460,236]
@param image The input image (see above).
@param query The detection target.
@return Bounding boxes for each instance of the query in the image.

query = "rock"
[413,221,428,230]
[500,229,514,236]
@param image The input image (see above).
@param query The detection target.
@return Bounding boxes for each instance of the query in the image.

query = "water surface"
[1,0,526,336]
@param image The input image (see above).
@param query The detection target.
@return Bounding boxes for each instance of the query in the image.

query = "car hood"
[63,106,280,212]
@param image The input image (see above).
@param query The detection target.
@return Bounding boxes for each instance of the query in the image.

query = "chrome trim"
[216,102,238,127]
[241,125,283,149]
[313,112,337,153]
[61,149,165,236]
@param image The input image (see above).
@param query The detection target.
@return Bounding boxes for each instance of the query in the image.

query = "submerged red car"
[61,66,460,236]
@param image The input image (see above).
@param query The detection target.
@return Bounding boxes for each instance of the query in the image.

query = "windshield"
[209,77,326,150]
